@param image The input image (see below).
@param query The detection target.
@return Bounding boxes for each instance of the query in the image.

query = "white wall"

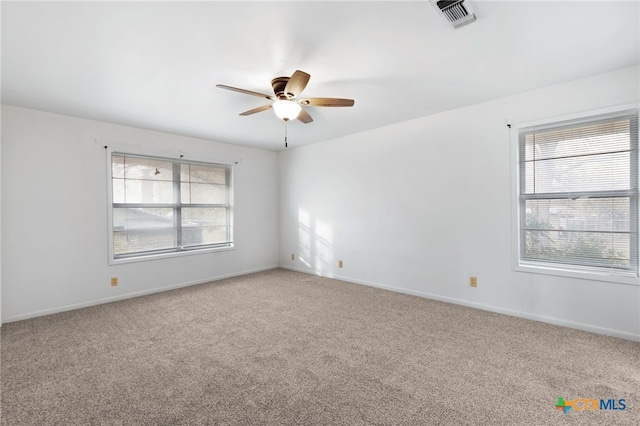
[279,65,640,341]
[1,105,279,322]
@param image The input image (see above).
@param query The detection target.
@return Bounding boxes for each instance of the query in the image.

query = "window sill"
[109,245,235,266]
[514,261,639,286]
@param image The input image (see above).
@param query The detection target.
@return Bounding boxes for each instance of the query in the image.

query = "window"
[110,152,233,260]
[517,109,638,278]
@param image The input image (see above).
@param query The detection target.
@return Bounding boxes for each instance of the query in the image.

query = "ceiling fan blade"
[284,70,310,97]
[216,84,274,100]
[297,108,313,124]
[239,104,273,116]
[299,98,355,107]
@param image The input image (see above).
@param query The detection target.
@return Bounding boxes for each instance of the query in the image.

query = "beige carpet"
[1,268,639,425]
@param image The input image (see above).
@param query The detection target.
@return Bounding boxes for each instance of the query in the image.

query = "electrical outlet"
[338,260,343,268]
[291,253,295,261]
[111,277,118,287]
[470,276,477,287]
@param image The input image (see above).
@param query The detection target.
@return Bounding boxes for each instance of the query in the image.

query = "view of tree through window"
[111,153,232,259]
[519,110,638,274]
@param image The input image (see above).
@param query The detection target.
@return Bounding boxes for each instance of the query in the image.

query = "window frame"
[511,104,640,286]
[106,148,234,265]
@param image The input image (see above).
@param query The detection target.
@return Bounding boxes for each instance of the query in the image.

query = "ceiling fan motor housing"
[271,77,293,100]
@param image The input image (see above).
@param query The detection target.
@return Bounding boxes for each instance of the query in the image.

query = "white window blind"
[519,109,638,275]
[111,153,232,259]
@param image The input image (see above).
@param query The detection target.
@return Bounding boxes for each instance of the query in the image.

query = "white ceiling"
[2,1,639,151]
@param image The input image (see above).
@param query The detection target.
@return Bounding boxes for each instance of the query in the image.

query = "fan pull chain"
[284,121,288,148]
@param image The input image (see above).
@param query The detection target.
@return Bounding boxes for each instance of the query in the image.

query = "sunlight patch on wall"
[297,207,335,274]
[314,218,334,276]
[298,208,312,268]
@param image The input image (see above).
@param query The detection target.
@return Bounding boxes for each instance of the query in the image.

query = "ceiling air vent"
[433,0,476,29]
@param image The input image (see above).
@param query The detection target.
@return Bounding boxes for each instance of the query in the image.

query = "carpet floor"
[1,268,639,425]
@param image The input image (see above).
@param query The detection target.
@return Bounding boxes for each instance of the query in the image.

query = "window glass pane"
[113,208,175,255]
[180,162,228,204]
[124,157,173,181]
[180,183,191,204]
[523,230,630,269]
[524,162,534,194]
[525,152,630,194]
[180,164,188,182]
[112,155,125,178]
[182,208,228,245]
[114,155,175,204]
[525,198,630,233]
[520,133,536,161]
[181,207,228,247]
[182,226,229,247]
[125,180,174,204]
[182,207,227,226]
[112,178,125,204]
[182,164,226,184]
[188,183,227,204]
[527,119,630,161]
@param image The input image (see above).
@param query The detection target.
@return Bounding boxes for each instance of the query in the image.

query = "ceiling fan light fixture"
[272,100,301,121]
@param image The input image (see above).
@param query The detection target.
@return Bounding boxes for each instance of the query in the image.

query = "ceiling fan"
[216,70,355,124]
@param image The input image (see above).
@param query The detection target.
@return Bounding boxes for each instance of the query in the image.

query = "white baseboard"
[280,265,640,343]
[1,265,280,324]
